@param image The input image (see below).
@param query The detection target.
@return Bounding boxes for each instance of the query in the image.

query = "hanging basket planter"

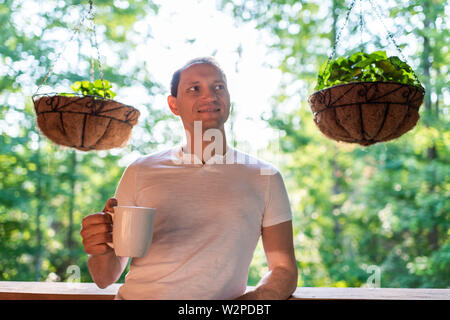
[307,0,426,146]
[309,50,425,146]
[308,81,424,146]
[32,93,140,151]
[32,1,141,151]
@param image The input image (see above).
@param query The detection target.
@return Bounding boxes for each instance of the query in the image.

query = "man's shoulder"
[227,147,279,176]
[129,146,180,168]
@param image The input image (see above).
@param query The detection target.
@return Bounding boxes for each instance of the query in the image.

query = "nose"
[201,86,218,102]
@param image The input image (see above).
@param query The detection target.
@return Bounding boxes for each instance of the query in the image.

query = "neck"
[183,123,227,164]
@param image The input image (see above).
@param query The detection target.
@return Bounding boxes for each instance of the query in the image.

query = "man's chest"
[134,167,266,235]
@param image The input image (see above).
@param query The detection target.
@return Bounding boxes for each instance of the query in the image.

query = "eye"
[187,85,200,92]
[215,84,225,90]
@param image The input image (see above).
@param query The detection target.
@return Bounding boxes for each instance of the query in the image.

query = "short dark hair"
[170,57,227,97]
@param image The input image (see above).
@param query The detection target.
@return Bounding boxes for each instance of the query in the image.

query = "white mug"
[106,206,156,257]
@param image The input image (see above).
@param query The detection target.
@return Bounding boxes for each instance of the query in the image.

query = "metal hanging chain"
[324,0,357,73]
[359,0,364,48]
[35,6,89,94]
[87,0,105,88]
[88,0,95,83]
[367,0,422,86]
[89,37,95,83]
[35,0,106,95]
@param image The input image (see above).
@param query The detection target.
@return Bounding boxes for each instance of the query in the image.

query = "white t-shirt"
[114,144,292,300]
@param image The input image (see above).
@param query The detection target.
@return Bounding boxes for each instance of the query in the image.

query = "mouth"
[197,107,220,113]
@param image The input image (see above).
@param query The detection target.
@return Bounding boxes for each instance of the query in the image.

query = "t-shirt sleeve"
[262,169,293,228]
[114,162,137,207]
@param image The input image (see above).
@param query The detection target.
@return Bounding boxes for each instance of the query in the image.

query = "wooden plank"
[0,281,119,300]
[290,287,450,300]
[0,292,114,300]
[0,282,449,300]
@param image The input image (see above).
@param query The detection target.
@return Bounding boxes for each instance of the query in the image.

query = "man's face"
[168,63,230,132]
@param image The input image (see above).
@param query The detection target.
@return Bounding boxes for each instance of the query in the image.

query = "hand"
[80,198,117,256]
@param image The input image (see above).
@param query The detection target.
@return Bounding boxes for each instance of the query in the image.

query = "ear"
[167,95,180,116]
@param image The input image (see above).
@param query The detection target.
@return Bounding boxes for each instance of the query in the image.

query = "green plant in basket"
[69,79,117,99]
[315,50,423,91]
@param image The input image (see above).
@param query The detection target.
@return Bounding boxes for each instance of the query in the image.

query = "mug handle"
[104,210,114,248]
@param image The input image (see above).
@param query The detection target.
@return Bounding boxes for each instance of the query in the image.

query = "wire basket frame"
[33,93,140,151]
[308,82,424,146]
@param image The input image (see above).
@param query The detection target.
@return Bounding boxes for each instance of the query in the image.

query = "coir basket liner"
[33,94,140,151]
[308,81,425,146]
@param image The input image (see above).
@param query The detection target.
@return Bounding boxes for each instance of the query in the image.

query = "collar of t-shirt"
[176,144,233,166]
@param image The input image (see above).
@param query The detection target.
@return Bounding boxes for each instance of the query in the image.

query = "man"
[80,57,298,299]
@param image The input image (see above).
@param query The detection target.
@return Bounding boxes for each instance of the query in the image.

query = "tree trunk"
[67,150,77,251]
[428,225,439,251]
[421,0,439,251]
[422,13,432,113]
[434,68,440,117]
[35,135,43,281]
[330,0,342,240]
[331,158,342,237]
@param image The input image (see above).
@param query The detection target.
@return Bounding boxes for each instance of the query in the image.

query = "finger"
[84,243,113,256]
[103,210,113,224]
[82,232,113,248]
[80,223,112,240]
[81,213,110,228]
[103,197,118,213]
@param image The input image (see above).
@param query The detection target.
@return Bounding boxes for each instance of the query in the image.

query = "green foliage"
[0,0,167,283]
[315,51,424,91]
[0,0,448,292]
[69,79,117,99]
[225,0,449,289]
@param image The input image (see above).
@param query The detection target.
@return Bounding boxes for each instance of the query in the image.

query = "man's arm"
[87,251,129,289]
[236,220,298,300]
[81,198,129,289]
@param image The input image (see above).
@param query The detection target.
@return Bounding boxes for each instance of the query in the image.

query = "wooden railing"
[0,282,449,300]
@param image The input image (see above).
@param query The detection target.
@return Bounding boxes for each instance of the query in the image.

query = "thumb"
[103,197,118,213]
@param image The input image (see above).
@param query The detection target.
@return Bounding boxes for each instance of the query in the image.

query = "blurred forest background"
[0,0,448,288]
